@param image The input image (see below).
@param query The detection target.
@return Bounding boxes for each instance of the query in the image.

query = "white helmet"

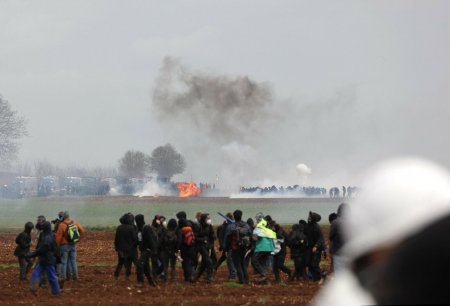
[343,157,450,260]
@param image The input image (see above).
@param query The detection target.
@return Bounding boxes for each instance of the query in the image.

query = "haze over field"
[1,1,449,188]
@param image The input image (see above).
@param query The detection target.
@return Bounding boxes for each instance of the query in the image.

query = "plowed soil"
[0,231,328,305]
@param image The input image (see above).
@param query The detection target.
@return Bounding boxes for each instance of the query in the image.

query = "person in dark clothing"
[14,221,34,281]
[224,210,252,284]
[193,213,215,283]
[160,218,178,283]
[136,214,158,286]
[34,215,49,288]
[329,203,348,273]
[305,211,325,282]
[151,215,165,278]
[114,213,141,284]
[26,221,60,296]
[177,218,196,282]
[214,213,237,280]
[244,218,256,272]
[273,223,292,283]
[287,223,308,280]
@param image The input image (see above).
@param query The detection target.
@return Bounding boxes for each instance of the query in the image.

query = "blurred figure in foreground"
[314,158,450,305]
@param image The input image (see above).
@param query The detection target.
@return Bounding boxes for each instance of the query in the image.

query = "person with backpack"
[26,221,60,296]
[193,213,215,283]
[54,211,84,284]
[177,218,196,282]
[224,210,252,284]
[135,214,158,287]
[14,221,34,281]
[160,218,178,283]
[305,211,325,283]
[287,223,308,281]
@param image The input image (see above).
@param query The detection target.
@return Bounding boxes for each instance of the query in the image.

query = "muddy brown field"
[0,230,329,305]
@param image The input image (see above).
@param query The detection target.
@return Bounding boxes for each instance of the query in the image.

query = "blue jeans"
[226,251,237,279]
[61,244,78,279]
[30,264,60,295]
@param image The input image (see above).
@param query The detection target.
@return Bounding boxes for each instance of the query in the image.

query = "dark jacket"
[114,223,138,256]
[27,232,57,266]
[287,224,308,258]
[142,224,158,255]
[306,212,325,251]
[14,223,33,257]
[224,220,251,251]
[196,222,215,248]
[329,217,345,255]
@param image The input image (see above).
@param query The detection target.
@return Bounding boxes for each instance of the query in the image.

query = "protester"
[215,212,237,280]
[287,223,308,280]
[137,214,158,286]
[151,215,165,278]
[329,203,348,273]
[160,218,178,283]
[315,158,450,305]
[193,213,215,283]
[27,221,60,296]
[273,223,292,283]
[114,213,139,282]
[54,211,84,284]
[224,210,252,284]
[251,213,276,283]
[14,221,34,281]
[305,211,325,283]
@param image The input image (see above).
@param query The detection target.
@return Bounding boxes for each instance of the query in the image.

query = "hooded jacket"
[14,222,34,256]
[253,219,276,253]
[27,222,57,266]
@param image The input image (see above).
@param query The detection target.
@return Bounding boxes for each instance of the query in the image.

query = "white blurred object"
[343,157,450,260]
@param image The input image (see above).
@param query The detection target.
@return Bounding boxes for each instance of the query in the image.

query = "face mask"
[156,219,161,225]
[206,219,212,225]
[162,221,167,227]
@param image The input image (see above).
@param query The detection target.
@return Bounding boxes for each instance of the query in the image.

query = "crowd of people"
[11,157,450,304]
[112,209,335,287]
[13,212,84,296]
[14,207,342,296]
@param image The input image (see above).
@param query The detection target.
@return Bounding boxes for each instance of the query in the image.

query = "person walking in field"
[26,221,60,296]
[251,213,276,283]
[224,210,252,284]
[14,221,34,281]
[160,218,178,283]
[55,211,84,284]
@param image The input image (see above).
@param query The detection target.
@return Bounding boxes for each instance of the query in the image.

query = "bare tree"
[118,150,148,178]
[149,144,185,182]
[0,96,27,166]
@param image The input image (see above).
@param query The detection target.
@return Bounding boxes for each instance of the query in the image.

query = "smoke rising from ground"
[151,57,450,189]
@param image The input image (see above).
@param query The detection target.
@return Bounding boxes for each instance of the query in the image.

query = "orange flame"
[177,181,201,197]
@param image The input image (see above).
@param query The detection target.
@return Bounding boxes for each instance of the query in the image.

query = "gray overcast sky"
[1,1,449,187]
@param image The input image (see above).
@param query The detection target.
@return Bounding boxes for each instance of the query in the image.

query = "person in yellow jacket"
[251,213,276,282]
[55,211,85,283]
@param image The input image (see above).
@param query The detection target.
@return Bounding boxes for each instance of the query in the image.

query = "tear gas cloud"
[151,57,450,190]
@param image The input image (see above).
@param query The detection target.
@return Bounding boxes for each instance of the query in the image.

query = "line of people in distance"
[114,209,330,287]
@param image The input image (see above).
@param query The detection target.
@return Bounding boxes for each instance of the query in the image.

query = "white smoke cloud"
[296,163,312,184]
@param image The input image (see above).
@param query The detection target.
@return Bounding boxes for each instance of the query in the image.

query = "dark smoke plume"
[152,57,274,145]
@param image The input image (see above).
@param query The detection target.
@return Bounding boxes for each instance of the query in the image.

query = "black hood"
[24,222,34,233]
[309,211,322,223]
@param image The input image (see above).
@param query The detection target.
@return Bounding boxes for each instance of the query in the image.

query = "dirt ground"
[0,230,329,305]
